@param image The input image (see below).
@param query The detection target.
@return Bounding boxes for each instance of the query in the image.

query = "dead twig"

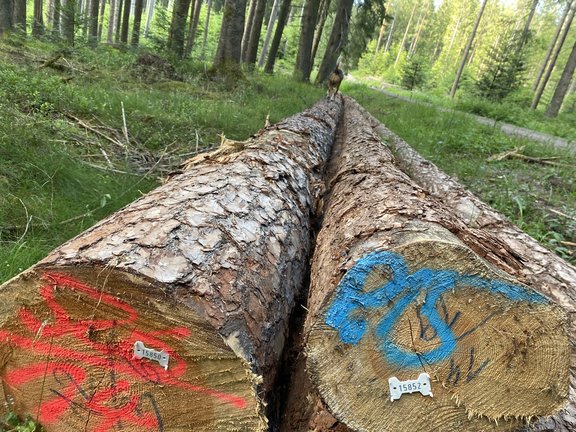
[549,209,576,222]
[121,101,130,146]
[488,146,573,167]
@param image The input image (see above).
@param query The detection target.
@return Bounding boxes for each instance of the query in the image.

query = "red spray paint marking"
[0,272,249,432]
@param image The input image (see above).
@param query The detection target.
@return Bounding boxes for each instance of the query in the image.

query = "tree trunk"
[257,0,280,67]
[384,17,395,53]
[12,0,26,32]
[184,0,203,57]
[375,17,386,53]
[244,0,268,66]
[545,39,576,117]
[514,0,537,58]
[200,0,213,58]
[212,0,247,76]
[0,98,343,432]
[449,0,488,98]
[532,0,572,92]
[293,0,321,81]
[359,100,576,431]
[263,0,290,73]
[32,0,45,36]
[531,2,575,109]
[144,0,154,37]
[120,0,132,42]
[394,2,416,67]
[241,0,257,61]
[314,0,353,84]
[52,0,61,36]
[0,0,14,34]
[310,0,330,69]
[167,0,190,54]
[89,0,99,45]
[115,0,123,41]
[96,0,105,39]
[62,0,75,44]
[107,0,116,42]
[281,97,569,432]
[131,0,144,45]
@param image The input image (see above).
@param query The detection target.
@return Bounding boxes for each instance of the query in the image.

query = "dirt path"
[360,84,575,153]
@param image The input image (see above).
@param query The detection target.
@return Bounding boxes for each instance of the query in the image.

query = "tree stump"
[355,99,576,431]
[292,98,569,432]
[0,98,342,431]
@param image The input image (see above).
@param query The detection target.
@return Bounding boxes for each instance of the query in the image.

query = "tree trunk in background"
[62,0,75,43]
[394,2,416,66]
[408,8,427,57]
[32,0,45,36]
[168,0,191,56]
[89,0,99,45]
[184,0,202,57]
[449,0,488,98]
[107,0,116,42]
[200,0,213,58]
[12,0,26,32]
[531,3,575,109]
[115,0,123,41]
[545,39,576,117]
[359,101,576,432]
[532,0,572,92]
[97,0,105,39]
[131,0,144,45]
[310,0,330,69]
[375,17,386,53]
[315,0,353,84]
[120,0,132,42]
[52,0,61,36]
[244,0,268,66]
[241,0,256,61]
[212,0,247,76]
[293,0,321,81]
[144,0,154,36]
[514,0,537,58]
[0,99,343,432]
[263,0,290,73]
[0,0,14,34]
[281,97,569,432]
[384,17,395,52]
[258,0,280,67]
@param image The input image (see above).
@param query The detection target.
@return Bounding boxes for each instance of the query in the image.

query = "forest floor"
[349,75,575,152]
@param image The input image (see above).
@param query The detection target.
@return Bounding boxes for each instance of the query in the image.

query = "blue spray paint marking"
[325,251,548,368]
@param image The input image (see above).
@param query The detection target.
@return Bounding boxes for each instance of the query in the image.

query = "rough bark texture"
[0,99,343,432]
[212,0,246,74]
[282,97,569,432]
[131,0,144,46]
[244,0,268,66]
[168,0,191,55]
[120,0,132,43]
[0,0,14,34]
[356,99,576,432]
[12,0,26,31]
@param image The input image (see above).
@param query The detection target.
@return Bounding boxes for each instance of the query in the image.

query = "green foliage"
[475,28,527,101]
[344,82,576,265]
[346,0,388,70]
[0,412,43,432]
[400,57,427,90]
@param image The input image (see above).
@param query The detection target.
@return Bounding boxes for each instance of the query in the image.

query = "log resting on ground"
[0,98,342,431]
[354,99,576,432]
[282,97,569,432]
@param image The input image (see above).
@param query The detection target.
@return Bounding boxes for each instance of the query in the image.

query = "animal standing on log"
[327,64,344,100]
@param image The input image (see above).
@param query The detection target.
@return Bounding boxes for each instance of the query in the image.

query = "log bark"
[0,99,343,431]
[282,97,569,432]
[356,100,576,431]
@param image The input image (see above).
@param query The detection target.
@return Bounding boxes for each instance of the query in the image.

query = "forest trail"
[355,80,575,153]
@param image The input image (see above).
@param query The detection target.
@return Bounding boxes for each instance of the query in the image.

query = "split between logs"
[288,98,569,432]
[0,99,342,431]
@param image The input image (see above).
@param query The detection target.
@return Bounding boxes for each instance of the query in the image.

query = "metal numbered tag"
[388,372,433,401]
[133,341,170,370]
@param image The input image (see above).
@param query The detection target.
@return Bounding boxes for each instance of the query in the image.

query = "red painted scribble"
[0,272,248,432]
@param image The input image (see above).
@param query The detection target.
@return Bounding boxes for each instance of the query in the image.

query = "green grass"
[344,82,576,265]
[0,38,324,284]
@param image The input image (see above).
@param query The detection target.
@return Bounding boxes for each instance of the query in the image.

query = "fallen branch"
[488,147,572,167]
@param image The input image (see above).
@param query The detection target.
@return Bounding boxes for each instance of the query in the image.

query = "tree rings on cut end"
[307,241,569,432]
[0,266,266,432]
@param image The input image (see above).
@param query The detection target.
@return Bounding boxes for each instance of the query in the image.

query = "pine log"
[355,99,576,431]
[283,98,569,432]
[0,98,342,431]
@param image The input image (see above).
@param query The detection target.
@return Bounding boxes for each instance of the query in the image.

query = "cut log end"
[307,240,569,432]
[0,267,266,432]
